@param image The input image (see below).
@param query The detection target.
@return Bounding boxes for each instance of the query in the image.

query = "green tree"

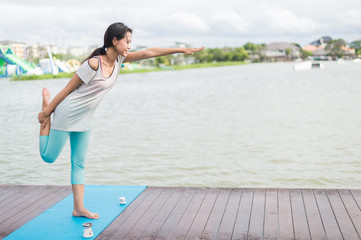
[243,42,257,51]
[155,56,171,66]
[193,48,208,62]
[300,49,312,59]
[326,39,347,58]
[292,43,301,49]
[52,53,64,60]
[244,43,266,62]
[194,48,215,62]
[350,40,361,56]
[212,48,226,61]
[285,48,292,60]
[193,46,249,63]
[232,47,249,61]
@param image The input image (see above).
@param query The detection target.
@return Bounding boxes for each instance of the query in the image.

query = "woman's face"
[113,32,132,57]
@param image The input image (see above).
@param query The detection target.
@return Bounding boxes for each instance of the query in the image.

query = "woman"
[38,22,204,219]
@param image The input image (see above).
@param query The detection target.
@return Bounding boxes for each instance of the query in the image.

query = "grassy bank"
[119,61,247,74]
[11,72,74,81]
[11,61,247,81]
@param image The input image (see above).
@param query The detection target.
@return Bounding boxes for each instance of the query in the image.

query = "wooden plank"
[216,188,243,240]
[123,187,174,239]
[105,187,168,239]
[199,188,231,239]
[338,189,361,237]
[248,188,266,239]
[0,186,49,224]
[301,189,327,239]
[2,186,361,240]
[139,187,186,239]
[0,185,11,194]
[263,189,278,240]
[0,186,40,213]
[153,188,197,239]
[326,189,360,239]
[0,185,35,204]
[313,189,343,239]
[350,189,361,210]
[278,189,294,239]
[168,188,208,239]
[290,189,310,239]
[0,186,71,239]
[0,186,70,229]
[231,188,254,240]
[0,186,21,203]
[0,190,14,204]
[1,187,71,238]
[185,188,220,239]
[97,186,154,240]
[0,185,30,195]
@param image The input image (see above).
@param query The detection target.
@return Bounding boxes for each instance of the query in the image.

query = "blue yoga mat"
[5,185,147,240]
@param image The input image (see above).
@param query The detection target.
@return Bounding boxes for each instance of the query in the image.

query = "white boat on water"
[294,60,324,71]
[337,58,345,64]
[294,60,312,71]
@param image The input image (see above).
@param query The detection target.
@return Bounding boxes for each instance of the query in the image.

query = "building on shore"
[340,46,356,58]
[303,36,356,60]
[263,42,300,61]
[0,40,26,59]
[26,45,48,60]
[67,45,97,60]
[302,36,332,60]
[309,36,332,47]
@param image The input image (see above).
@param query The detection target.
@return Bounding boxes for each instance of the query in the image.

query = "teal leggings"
[39,129,90,184]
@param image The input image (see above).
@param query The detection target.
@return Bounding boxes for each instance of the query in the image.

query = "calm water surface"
[1,62,360,188]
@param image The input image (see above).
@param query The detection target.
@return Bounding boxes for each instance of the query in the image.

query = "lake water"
[1,61,360,188]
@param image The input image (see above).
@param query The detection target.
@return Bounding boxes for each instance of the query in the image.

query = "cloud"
[211,11,250,35]
[258,5,323,34]
[1,1,360,47]
[0,3,108,46]
[172,12,211,32]
[141,12,211,37]
[337,10,361,28]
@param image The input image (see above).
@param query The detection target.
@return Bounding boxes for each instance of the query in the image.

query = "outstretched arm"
[124,46,205,63]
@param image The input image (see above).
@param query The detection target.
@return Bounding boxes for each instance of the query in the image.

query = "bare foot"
[42,87,51,110]
[73,208,100,219]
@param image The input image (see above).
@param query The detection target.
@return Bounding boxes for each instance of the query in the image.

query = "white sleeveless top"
[51,55,125,131]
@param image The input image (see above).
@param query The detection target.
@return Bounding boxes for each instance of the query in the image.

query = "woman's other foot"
[42,87,51,110]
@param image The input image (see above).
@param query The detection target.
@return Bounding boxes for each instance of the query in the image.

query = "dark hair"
[83,22,132,62]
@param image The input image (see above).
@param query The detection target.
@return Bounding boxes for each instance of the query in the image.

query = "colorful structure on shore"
[0,46,36,77]
[0,45,80,77]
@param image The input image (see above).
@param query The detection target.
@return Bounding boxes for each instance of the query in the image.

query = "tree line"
[25,39,361,66]
[153,39,361,66]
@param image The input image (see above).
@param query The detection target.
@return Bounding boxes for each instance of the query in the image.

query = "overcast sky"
[1,0,361,48]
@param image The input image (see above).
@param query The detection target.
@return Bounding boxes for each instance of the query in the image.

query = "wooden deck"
[1,185,360,239]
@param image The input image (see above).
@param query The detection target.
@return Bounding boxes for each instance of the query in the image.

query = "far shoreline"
[10,61,247,81]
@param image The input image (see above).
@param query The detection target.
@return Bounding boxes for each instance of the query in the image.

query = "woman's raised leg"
[39,88,69,163]
[40,88,51,136]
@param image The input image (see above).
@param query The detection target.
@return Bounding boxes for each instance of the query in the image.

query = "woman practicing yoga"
[38,22,204,219]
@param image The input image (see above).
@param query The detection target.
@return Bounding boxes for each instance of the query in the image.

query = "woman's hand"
[182,46,205,55]
[38,110,50,128]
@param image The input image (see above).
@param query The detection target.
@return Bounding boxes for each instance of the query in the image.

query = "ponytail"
[82,46,107,63]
